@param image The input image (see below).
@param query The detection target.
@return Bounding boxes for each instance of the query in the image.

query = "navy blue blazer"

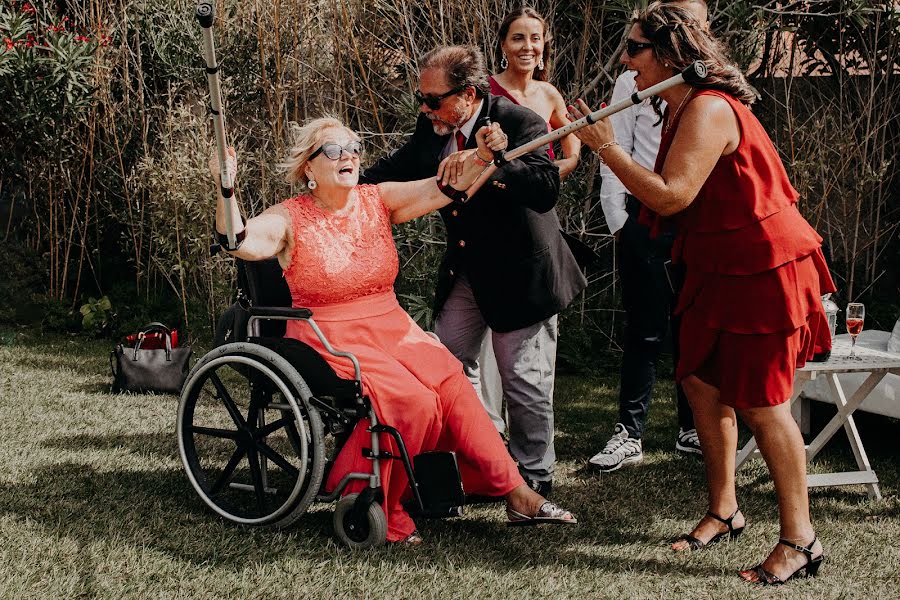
[361,95,586,332]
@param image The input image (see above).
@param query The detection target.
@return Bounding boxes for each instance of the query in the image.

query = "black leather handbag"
[110,323,192,394]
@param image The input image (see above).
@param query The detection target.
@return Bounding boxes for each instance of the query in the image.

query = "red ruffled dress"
[280,184,524,541]
[643,90,836,409]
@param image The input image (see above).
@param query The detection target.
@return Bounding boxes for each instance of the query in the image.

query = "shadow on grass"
[42,432,179,459]
[0,455,733,577]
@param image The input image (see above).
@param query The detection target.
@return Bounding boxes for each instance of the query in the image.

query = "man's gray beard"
[429,120,453,136]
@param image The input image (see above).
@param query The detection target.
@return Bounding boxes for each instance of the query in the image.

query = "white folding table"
[736,338,900,500]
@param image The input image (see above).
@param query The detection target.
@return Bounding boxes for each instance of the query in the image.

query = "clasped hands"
[437,122,507,189]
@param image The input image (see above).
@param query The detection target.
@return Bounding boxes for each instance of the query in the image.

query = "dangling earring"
[500,53,508,70]
[307,179,317,190]
[537,57,545,71]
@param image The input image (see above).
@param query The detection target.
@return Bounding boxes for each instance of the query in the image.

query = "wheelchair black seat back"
[177,258,466,548]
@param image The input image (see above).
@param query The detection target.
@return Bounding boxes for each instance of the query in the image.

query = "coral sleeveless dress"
[649,90,836,409]
[281,184,523,541]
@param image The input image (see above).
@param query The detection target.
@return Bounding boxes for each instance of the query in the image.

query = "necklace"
[663,89,695,134]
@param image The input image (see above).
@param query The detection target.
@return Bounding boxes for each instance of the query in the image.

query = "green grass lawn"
[1,331,898,599]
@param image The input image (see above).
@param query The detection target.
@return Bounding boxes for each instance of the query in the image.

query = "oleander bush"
[0,0,897,353]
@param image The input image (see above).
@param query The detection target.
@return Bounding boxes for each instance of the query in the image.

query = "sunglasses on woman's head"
[309,141,363,161]
[624,39,654,58]
[414,85,466,110]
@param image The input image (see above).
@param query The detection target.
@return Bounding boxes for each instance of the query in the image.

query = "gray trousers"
[434,275,558,481]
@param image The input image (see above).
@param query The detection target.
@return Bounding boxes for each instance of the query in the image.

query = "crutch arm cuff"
[216,227,246,252]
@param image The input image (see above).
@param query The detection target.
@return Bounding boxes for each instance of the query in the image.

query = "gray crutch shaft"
[197,2,238,249]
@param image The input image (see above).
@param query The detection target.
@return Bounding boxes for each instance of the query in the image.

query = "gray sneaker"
[675,428,703,455]
[588,423,643,472]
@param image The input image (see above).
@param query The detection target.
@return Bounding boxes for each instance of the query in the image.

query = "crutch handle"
[681,60,708,85]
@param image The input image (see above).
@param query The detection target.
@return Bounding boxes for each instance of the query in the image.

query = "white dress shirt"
[599,70,667,234]
[440,99,485,160]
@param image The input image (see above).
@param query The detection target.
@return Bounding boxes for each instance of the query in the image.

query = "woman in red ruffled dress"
[570,2,834,585]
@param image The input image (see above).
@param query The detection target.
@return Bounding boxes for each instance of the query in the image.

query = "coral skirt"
[286,291,523,541]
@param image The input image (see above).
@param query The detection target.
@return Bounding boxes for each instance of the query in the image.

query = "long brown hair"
[495,7,552,82]
[635,1,756,115]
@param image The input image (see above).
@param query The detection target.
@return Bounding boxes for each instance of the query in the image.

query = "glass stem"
[850,336,857,358]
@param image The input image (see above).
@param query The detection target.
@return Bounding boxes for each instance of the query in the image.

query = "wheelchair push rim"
[177,344,324,526]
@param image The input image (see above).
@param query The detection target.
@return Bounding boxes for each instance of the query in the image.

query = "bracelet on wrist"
[594,141,619,165]
[473,152,492,167]
[437,179,468,203]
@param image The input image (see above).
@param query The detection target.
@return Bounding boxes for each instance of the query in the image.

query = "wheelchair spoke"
[189,425,239,440]
[245,446,268,512]
[210,446,247,495]
[255,416,293,439]
[209,371,247,429]
[256,441,299,478]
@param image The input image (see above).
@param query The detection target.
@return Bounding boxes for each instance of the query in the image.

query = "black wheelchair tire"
[333,493,388,549]
[177,342,326,528]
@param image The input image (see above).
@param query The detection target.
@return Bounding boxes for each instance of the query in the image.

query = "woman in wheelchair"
[207,116,576,543]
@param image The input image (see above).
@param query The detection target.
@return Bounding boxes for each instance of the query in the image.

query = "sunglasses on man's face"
[309,141,363,161]
[624,39,655,58]
[414,85,466,110]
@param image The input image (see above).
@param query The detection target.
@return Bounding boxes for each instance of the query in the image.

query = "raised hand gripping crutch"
[457,61,708,203]
[196,2,240,252]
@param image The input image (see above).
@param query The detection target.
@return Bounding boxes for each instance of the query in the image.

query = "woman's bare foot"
[505,483,546,517]
[505,483,576,524]
[671,509,745,551]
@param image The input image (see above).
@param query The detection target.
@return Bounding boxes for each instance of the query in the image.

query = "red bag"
[126,327,179,349]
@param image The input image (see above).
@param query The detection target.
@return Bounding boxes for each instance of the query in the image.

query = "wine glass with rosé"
[846,302,865,360]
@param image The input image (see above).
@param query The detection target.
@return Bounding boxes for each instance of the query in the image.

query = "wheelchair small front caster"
[333,493,387,549]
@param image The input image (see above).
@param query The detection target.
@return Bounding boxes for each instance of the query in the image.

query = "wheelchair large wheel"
[333,493,388,549]
[177,342,326,528]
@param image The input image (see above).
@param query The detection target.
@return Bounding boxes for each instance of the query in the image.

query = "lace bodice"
[282,184,399,306]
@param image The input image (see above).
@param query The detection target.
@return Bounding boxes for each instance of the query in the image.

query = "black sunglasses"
[414,85,466,110]
[624,39,655,58]
[309,141,363,161]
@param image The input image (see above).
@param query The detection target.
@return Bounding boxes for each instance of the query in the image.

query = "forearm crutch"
[459,61,708,203]
[196,2,239,251]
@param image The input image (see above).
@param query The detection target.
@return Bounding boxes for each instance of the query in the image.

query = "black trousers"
[617,196,694,438]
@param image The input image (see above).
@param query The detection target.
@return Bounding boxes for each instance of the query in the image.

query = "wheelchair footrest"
[410,451,465,519]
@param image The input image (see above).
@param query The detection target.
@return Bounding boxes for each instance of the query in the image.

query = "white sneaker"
[675,428,703,455]
[588,423,643,472]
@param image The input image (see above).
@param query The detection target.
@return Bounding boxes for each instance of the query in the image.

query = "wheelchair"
[176,258,469,548]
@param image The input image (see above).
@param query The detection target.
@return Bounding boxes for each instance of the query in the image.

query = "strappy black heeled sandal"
[672,509,745,551]
[740,536,824,585]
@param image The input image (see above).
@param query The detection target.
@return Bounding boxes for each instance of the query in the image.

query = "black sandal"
[740,536,824,585]
[672,509,745,551]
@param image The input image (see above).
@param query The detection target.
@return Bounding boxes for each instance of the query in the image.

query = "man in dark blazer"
[362,45,586,495]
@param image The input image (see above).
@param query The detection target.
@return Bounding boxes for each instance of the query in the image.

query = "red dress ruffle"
[649,90,836,408]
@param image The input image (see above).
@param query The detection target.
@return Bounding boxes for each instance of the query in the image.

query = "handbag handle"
[133,324,173,361]
[141,322,172,335]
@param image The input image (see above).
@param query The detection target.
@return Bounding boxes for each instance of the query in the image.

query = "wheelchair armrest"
[248,306,313,320]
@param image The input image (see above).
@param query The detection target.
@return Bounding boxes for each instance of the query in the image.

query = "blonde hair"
[280,116,359,186]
